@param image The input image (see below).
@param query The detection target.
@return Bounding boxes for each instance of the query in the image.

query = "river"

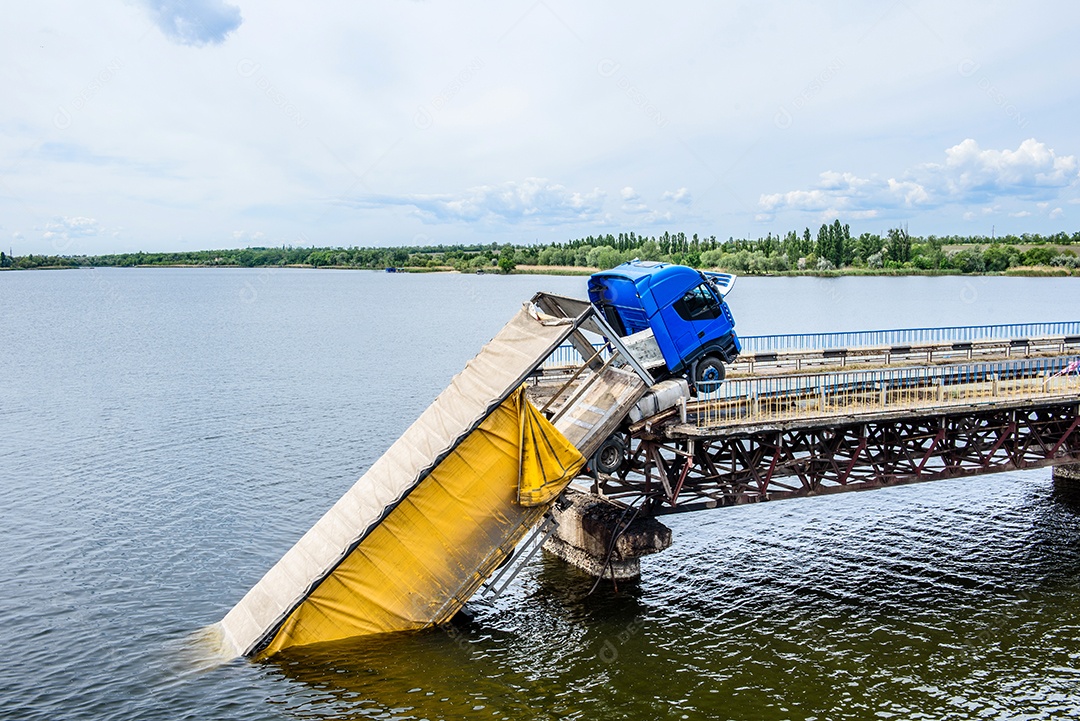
[2,268,1079,720]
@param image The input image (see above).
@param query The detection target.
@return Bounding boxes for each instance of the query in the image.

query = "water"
[1,268,1079,720]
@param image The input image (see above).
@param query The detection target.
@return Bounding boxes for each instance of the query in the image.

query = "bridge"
[214,296,1080,659]
[534,311,1080,579]
[576,357,1080,511]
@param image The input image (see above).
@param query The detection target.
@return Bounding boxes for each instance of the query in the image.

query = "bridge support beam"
[543,490,672,580]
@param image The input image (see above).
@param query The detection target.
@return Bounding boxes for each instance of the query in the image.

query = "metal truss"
[584,400,1080,515]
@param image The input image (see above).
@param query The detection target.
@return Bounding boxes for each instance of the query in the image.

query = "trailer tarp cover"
[257,386,583,655]
[215,306,582,658]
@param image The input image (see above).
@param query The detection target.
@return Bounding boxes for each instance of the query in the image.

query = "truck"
[588,260,741,386]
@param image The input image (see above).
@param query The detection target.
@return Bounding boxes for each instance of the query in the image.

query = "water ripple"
[2,270,1080,720]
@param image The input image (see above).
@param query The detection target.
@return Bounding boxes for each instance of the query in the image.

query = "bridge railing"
[739,321,1080,353]
[543,321,1080,368]
[543,343,599,368]
[694,356,1080,427]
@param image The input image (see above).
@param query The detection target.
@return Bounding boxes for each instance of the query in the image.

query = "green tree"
[497,252,516,274]
[830,219,849,267]
[586,245,622,269]
[886,226,912,264]
[983,244,1020,272]
[700,248,724,267]
[856,233,884,261]
[1021,246,1057,266]
[815,224,832,265]
[949,248,985,273]
[538,246,568,266]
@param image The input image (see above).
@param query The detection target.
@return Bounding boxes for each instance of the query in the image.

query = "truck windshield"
[673,283,723,321]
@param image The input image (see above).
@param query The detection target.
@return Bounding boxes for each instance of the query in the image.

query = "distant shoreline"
[5,224,1079,277]
[2,263,1077,278]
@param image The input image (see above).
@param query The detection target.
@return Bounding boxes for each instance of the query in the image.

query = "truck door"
[660,282,731,368]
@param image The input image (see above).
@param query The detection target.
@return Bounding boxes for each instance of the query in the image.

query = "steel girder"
[588,401,1080,515]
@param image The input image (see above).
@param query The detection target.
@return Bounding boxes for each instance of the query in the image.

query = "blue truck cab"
[588,260,741,383]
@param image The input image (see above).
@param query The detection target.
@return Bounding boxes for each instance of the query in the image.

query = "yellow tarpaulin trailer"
[212,299,650,659]
[257,387,582,656]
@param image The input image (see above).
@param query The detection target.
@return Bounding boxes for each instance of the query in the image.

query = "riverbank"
[5,225,1079,276]
[2,262,1077,277]
[513,265,1079,277]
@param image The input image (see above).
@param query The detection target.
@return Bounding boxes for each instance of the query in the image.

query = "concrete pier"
[543,490,672,580]
[1053,463,1080,496]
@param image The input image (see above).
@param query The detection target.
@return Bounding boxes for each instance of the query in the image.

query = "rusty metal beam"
[585,400,1080,516]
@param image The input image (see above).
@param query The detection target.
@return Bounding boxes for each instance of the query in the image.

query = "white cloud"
[818,171,869,192]
[886,178,929,205]
[350,178,607,226]
[43,216,101,238]
[759,187,828,211]
[1009,210,1032,218]
[661,187,692,204]
[759,171,913,217]
[139,0,242,46]
[759,139,1079,219]
[613,185,694,223]
[619,185,650,214]
[1050,207,1064,219]
[40,216,102,252]
[232,230,266,243]
[608,186,689,223]
[642,210,673,223]
[932,138,1078,199]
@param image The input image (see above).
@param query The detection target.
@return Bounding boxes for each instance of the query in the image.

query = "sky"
[4,1,1080,256]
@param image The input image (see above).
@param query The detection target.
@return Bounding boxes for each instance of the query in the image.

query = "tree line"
[3,223,1078,274]
[538,225,1079,273]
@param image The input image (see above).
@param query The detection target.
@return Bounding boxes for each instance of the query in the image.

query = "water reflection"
[266,475,1080,720]
[1052,472,1080,511]
[265,554,651,720]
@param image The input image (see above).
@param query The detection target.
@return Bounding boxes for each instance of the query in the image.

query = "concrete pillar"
[543,490,672,580]
[1053,463,1080,495]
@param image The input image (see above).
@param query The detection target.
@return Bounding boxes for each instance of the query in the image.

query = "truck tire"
[589,434,627,475]
[694,356,726,385]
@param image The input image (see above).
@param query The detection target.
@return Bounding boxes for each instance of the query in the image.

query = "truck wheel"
[695,356,726,385]
[590,434,627,475]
